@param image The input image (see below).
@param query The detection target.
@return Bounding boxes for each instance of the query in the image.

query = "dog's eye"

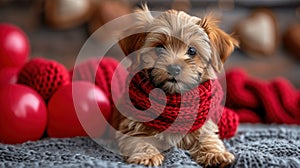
[155,45,165,56]
[187,47,197,57]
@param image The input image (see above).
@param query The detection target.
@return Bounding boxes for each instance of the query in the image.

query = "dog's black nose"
[167,64,181,76]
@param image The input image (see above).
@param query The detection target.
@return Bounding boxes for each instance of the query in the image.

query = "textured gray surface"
[1,124,300,168]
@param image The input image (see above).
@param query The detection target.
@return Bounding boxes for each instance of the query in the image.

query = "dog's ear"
[119,4,154,70]
[199,14,239,72]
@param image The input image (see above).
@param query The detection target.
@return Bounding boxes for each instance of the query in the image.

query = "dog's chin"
[161,80,191,94]
[148,69,200,94]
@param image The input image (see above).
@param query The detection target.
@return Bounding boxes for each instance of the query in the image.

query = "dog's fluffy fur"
[112,5,238,167]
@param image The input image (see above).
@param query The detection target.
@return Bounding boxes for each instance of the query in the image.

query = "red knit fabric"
[226,68,300,124]
[70,57,127,109]
[17,58,70,102]
[118,71,239,139]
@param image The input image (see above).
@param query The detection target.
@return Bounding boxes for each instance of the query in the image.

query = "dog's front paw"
[197,151,235,168]
[127,151,164,166]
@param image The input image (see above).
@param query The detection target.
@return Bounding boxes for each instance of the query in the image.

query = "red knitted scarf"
[118,71,225,133]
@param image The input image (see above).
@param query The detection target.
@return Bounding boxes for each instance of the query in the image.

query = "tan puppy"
[112,5,238,167]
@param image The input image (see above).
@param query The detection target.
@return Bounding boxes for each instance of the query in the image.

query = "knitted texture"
[70,57,127,110]
[119,71,238,138]
[1,124,300,168]
[17,58,70,102]
[226,68,300,124]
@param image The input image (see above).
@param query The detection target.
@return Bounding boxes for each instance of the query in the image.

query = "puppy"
[112,5,238,167]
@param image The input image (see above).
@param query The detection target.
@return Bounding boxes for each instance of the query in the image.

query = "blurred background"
[0,0,299,87]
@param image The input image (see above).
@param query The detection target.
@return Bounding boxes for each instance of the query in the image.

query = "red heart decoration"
[17,58,70,102]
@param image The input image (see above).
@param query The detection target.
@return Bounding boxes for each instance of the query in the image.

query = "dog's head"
[119,5,238,93]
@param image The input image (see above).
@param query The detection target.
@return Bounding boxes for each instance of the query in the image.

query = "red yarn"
[118,71,239,139]
[17,58,70,102]
[226,68,300,124]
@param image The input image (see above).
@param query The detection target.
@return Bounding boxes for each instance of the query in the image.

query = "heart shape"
[283,24,300,60]
[17,58,70,102]
[235,9,279,56]
[44,0,93,29]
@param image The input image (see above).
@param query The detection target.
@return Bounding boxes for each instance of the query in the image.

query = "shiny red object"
[0,84,47,144]
[47,81,111,138]
[0,23,30,69]
[0,67,19,87]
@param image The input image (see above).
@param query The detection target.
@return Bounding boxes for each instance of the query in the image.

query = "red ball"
[0,67,19,87]
[47,81,111,138]
[0,84,47,144]
[17,58,70,102]
[0,23,30,69]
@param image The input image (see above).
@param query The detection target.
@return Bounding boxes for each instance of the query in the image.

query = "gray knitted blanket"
[1,124,300,168]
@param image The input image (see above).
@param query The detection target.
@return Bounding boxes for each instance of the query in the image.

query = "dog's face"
[119,6,238,93]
